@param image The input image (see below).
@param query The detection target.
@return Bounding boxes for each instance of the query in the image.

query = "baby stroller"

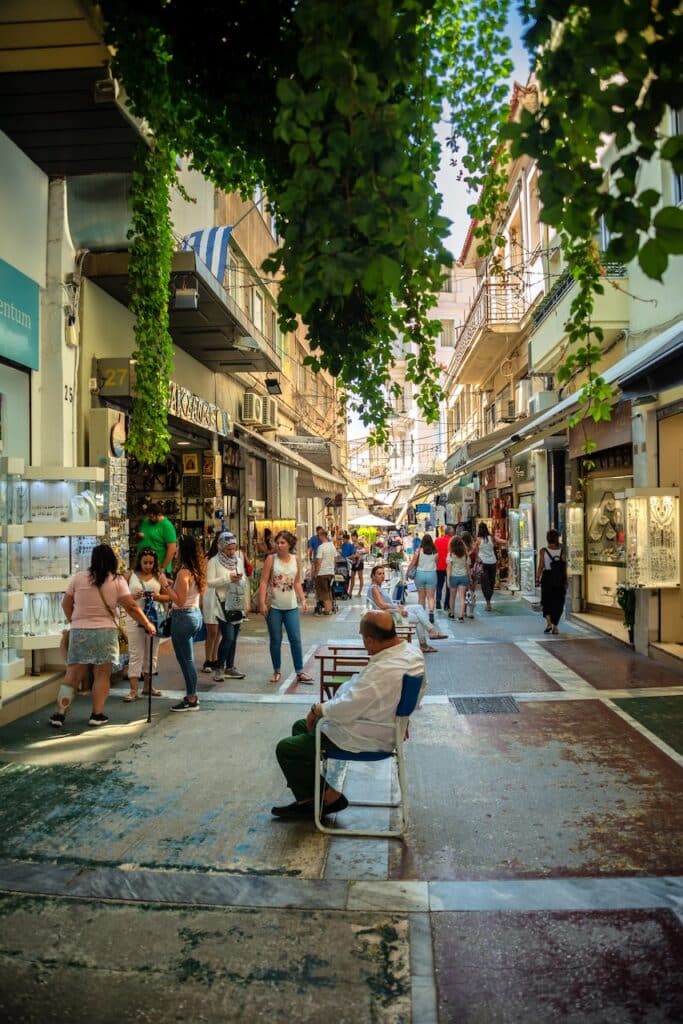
[331,556,351,612]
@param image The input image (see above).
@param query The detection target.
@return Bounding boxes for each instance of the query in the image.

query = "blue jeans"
[266,607,304,673]
[217,619,241,670]
[171,608,202,697]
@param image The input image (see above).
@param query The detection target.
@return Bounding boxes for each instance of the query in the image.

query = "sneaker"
[88,712,109,727]
[428,611,435,625]
[213,670,225,682]
[201,661,215,674]
[224,668,246,679]
[49,712,65,729]
[170,698,199,712]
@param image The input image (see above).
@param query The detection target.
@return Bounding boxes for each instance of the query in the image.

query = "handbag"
[96,584,128,653]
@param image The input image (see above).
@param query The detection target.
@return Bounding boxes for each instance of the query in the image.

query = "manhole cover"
[449,696,520,714]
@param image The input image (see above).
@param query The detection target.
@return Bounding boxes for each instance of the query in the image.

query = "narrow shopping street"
[1,591,682,1023]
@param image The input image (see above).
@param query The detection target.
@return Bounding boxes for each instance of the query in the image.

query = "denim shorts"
[449,575,470,589]
[414,569,437,591]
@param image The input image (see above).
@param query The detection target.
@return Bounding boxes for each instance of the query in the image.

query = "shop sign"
[0,258,39,370]
[416,503,432,513]
[96,359,231,436]
[513,451,535,483]
[568,401,632,458]
[169,382,231,436]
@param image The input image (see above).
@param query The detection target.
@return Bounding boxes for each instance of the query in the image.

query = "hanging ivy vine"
[99,1,682,446]
[126,141,175,463]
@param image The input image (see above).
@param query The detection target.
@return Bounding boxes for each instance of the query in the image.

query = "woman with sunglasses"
[122,548,171,701]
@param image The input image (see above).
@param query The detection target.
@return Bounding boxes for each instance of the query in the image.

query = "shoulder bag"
[96,584,129,654]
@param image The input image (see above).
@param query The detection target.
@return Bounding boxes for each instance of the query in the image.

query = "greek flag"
[181,226,232,286]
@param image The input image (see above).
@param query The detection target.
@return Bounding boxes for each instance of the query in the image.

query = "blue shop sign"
[0,258,39,370]
[416,503,432,513]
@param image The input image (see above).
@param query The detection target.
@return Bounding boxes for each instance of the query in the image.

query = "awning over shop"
[617,328,683,398]
[235,424,347,497]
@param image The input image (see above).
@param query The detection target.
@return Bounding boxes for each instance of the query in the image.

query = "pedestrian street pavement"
[0,590,682,1021]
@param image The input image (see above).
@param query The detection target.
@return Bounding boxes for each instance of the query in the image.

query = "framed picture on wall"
[182,453,200,476]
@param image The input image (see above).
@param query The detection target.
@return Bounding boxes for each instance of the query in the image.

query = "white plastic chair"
[313,672,424,839]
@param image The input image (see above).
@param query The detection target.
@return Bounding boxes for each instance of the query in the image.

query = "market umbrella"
[347,513,396,527]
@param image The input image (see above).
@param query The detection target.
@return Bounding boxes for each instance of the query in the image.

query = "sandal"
[296,671,314,682]
[429,633,448,640]
[458,616,464,622]
[122,692,139,702]
[142,687,162,697]
[420,644,438,654]
[269,672,282,683]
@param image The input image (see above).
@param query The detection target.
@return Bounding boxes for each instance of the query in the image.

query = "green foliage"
[126,142,176,462]
[513,1,683,277]
[101,0,485,441]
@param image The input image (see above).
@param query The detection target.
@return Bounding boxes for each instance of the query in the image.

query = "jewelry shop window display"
[624,489,680,589]
[10,466,106,657]
[0,457,26,681]
[585,476,629,609]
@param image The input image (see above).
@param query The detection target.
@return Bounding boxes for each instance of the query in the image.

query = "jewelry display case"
[585,474,631,609]
[624,489,680,588]
[558,502,585,577]
[1,466,105,657]
[507,510,522,592]
[0,457,26,681]
[518,501,536,593]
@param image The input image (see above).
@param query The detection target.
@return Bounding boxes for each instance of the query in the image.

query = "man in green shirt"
[135,502,177,572]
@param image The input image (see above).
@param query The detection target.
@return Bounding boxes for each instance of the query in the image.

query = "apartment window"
[673,109,683,205]
[440,320,455,347]
[252,290,264,333]
[484,403,496,432]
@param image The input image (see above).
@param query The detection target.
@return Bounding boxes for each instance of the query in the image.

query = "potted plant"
[616,584,636,645]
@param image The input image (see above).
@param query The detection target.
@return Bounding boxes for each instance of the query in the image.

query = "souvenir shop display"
[585,487,626,565]
[0,457,25,680]
[624,489,680,588]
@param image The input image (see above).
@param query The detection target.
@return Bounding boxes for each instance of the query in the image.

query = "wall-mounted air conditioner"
[241,391,263,425]
[528,390,558,416]
[261,396,278,430]
[495,398,517,423]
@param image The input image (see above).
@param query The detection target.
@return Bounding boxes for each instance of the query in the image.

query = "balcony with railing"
[529,258,628,372]
[450,280,535,384]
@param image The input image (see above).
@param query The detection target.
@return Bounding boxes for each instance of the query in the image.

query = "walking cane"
[142,593,160,724]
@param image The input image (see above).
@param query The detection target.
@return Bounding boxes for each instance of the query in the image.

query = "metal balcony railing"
[531,254,627,330]
[451,281,531,374]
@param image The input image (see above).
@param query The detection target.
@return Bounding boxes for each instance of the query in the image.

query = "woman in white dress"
[122,547,171,701]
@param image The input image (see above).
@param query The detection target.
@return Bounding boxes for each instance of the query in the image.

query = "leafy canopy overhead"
[100,0,512,441]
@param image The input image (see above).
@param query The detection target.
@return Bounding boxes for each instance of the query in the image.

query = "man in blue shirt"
[307,525,326,569]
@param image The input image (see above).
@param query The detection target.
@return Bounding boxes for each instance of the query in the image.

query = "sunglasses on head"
[140,548,156,557]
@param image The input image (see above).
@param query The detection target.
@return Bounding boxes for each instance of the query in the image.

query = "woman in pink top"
[160,535,207,711]
[49,544,157,729]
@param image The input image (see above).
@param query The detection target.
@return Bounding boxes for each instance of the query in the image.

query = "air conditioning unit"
[247,498,265,516]
[261,396,278,430]
[495,398,517,423]
[528,390,559,416]
[241,391,263,425]
[515,379,532,416]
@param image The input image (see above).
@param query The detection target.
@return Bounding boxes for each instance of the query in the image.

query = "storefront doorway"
[658,410,683,642]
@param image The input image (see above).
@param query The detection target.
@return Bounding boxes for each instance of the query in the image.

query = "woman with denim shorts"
[407,533,438,623]
[447,536,472,621]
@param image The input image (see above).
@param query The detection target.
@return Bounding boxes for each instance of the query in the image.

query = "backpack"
[545,549,566,589]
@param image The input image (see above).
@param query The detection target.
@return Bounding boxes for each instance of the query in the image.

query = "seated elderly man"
[272,610,425,819]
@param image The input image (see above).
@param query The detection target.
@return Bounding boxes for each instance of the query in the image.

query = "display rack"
[624,488,680,588]
[558,501,585,577]
[0,457,26,681]
[1,463,105,663]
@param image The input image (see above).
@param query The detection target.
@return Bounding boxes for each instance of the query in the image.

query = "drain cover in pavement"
[449,696,520,714]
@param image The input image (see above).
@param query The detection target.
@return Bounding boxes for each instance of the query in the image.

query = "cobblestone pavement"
[1,590,682,1022]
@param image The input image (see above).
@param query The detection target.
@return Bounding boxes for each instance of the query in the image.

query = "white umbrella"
[348,513,396,527]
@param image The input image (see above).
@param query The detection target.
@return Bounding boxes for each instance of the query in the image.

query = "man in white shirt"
[313,533,337,614]
[272,611,425,820]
